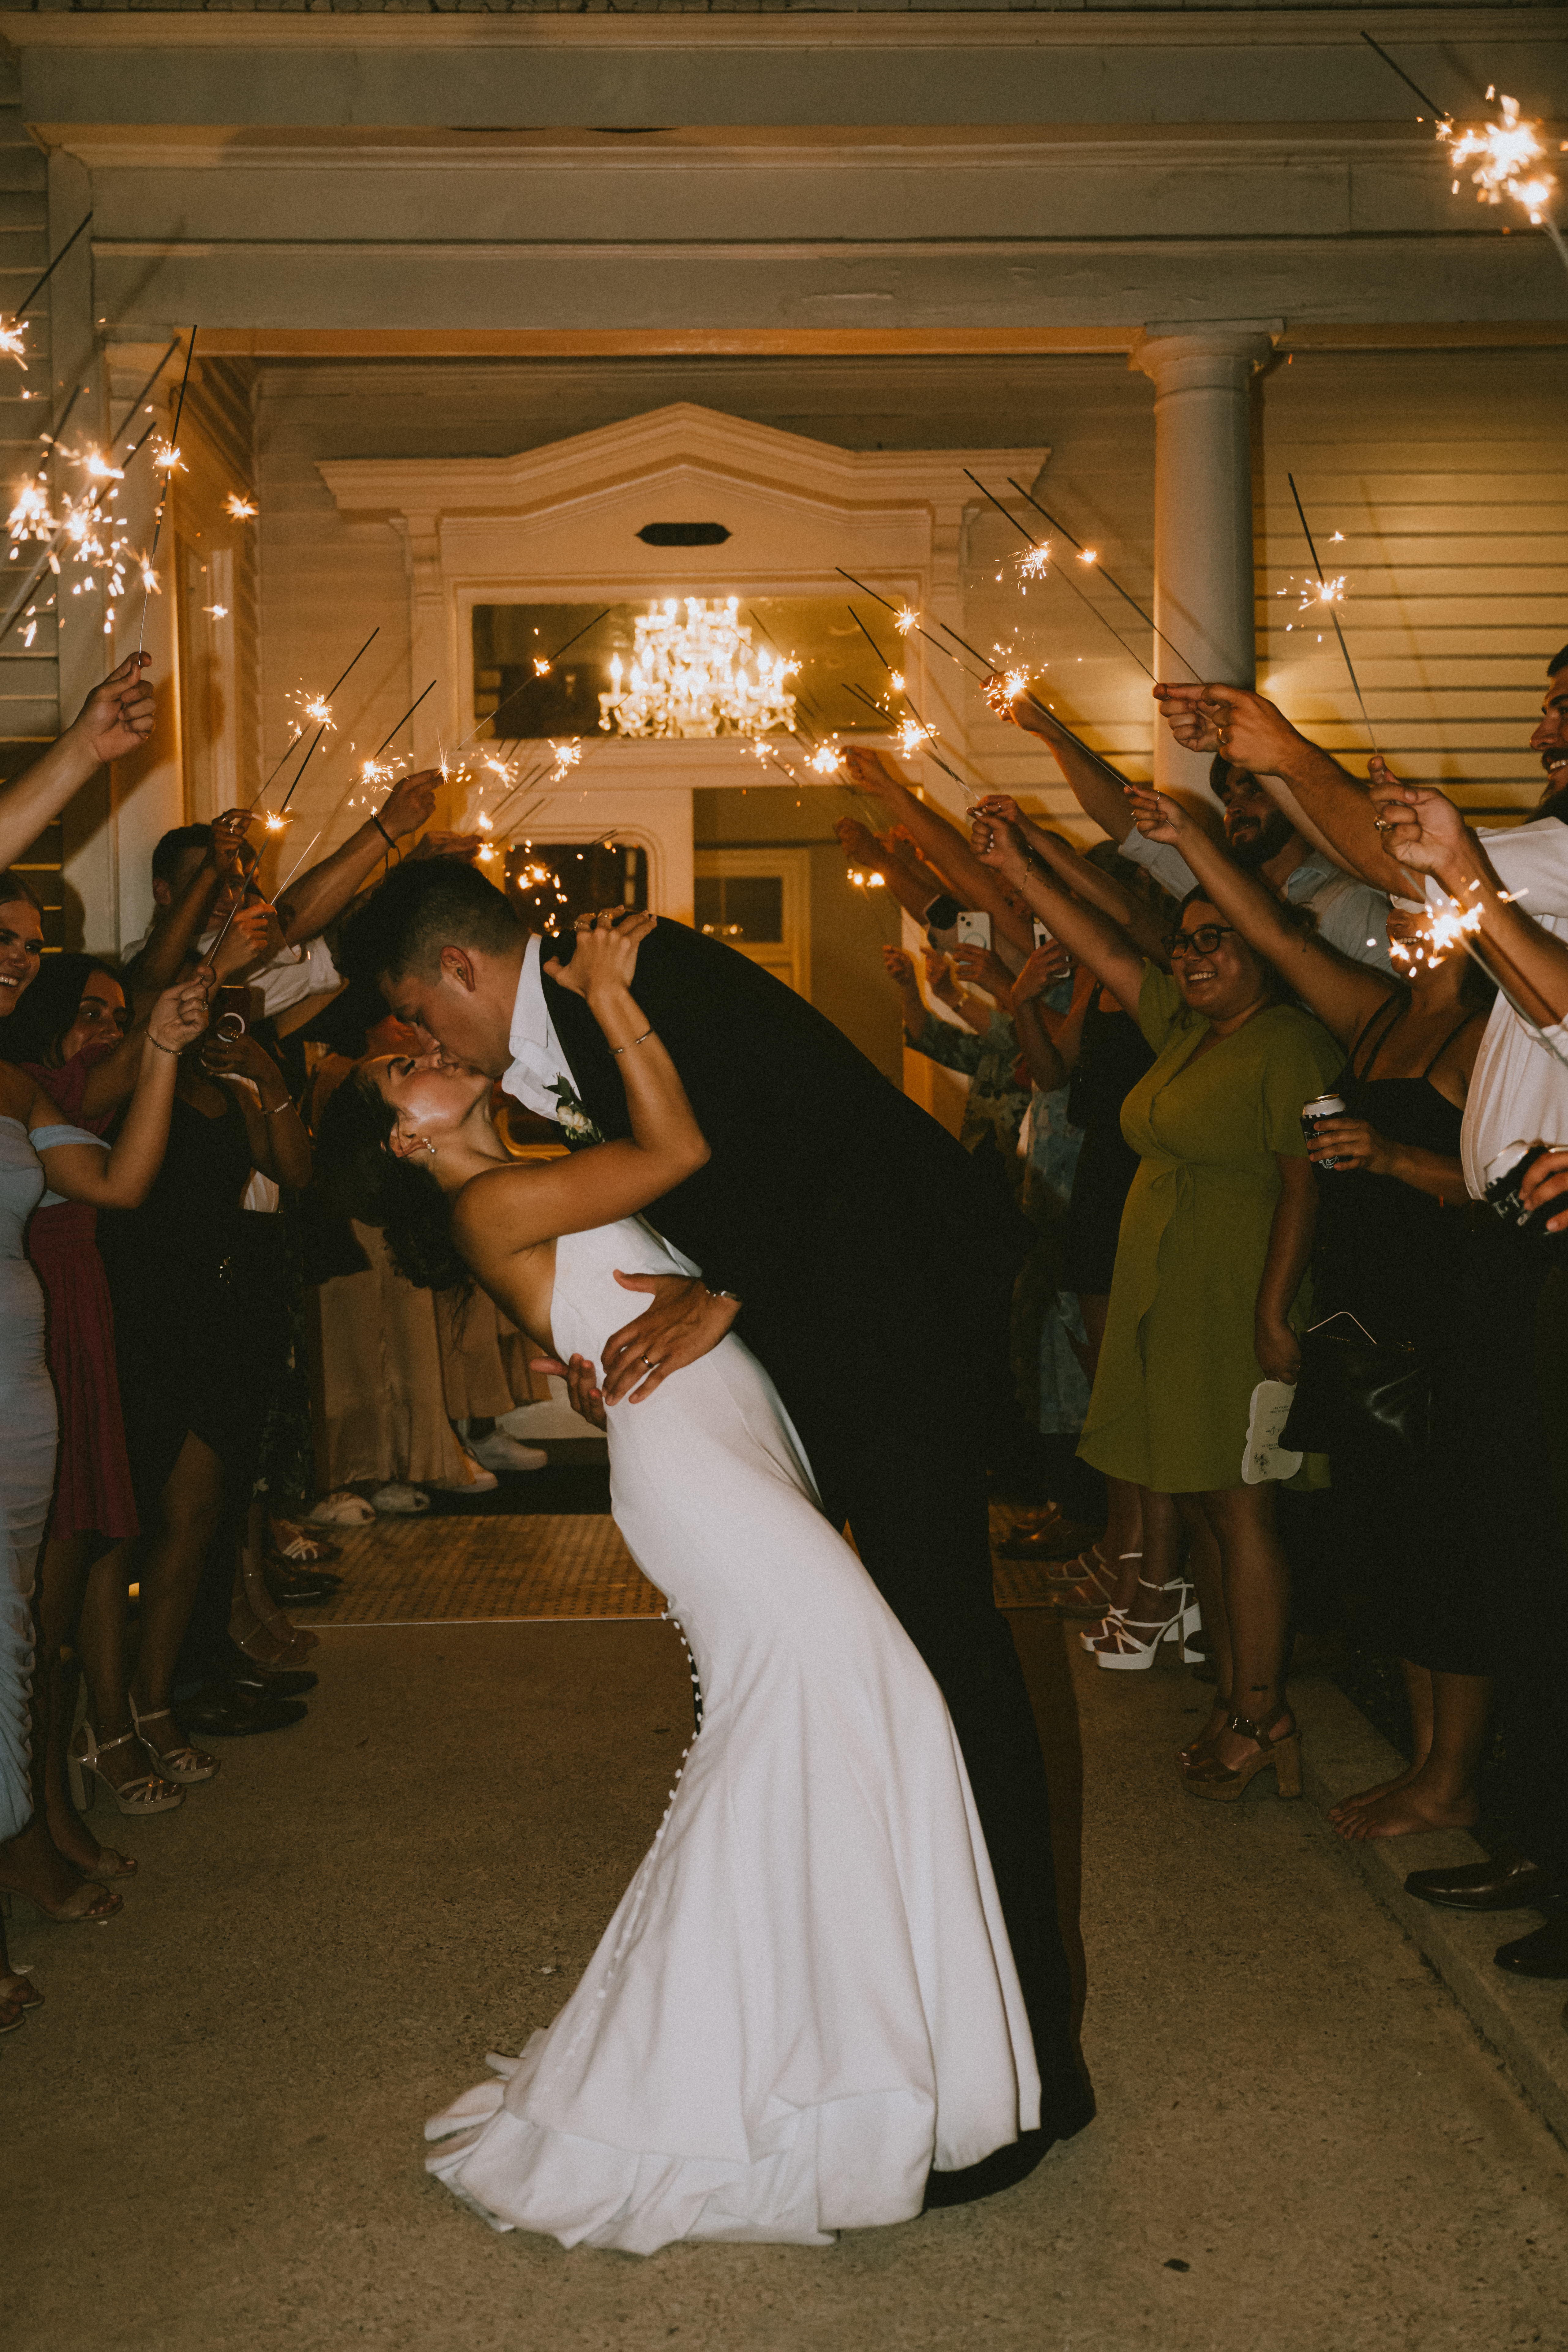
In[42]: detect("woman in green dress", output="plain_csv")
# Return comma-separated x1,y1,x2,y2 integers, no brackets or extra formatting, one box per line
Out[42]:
973,796,1341,1801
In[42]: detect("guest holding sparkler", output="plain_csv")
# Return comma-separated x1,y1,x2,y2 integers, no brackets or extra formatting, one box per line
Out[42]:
973,800,1341,1799
996,681,1394,974
1126,776,1492,1839
0,884,208,1930
96,991,313,1764
0,652,156,874
1155,675,1568,1958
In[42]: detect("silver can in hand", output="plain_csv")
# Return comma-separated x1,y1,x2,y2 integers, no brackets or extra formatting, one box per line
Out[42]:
1301,1092,1347,1170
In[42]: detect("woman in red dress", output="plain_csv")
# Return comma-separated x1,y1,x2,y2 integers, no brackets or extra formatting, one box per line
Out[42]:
5,954,185,1888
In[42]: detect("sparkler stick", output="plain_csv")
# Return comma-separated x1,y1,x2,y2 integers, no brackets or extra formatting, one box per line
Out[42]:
835,567,991,681
247,730,306,813
451,607,613,761
275,626,382,813
1357,32,1452,122
1286,472,1378,752
842,678,976,801
845,607,980,798
0,213,94,366
0,343,184,653
367,680,436,766
136,327,198,655
1004,477,1201,680
964,470,1156,681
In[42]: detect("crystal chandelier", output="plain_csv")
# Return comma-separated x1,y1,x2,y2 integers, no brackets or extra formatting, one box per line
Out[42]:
598,597,796,740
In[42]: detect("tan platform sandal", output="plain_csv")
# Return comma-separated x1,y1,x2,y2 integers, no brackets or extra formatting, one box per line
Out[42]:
71,1723,185,1817
1184,1710,1303,1803
130,1701,218,1786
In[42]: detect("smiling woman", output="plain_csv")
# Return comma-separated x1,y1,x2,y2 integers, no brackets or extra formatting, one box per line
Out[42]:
0,874,44,1019
972,798,1342,1803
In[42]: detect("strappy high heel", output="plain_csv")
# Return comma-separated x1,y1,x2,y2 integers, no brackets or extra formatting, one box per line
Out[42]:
0,1878,121,1924
1085,1575,1203,1671
70,1723,185,1817
130,1701,218,1786
1045,1551,1133,1621
1184,1710,1303,1803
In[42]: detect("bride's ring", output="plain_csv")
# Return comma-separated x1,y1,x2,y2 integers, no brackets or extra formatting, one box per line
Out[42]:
640,1354,659,1370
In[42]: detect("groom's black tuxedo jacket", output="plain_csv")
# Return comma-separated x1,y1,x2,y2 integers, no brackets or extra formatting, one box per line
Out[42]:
539,919,1017,1451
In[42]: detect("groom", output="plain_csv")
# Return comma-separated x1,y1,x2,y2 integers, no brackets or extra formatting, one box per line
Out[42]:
347,857,1094,2196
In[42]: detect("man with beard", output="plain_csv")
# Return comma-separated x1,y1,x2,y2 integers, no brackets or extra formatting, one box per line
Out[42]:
1004,693,1394,973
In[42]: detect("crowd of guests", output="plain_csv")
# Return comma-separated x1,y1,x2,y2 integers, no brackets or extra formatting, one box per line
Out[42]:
0,658,553,2038
837,646,1568,1996
3,633,1568,2043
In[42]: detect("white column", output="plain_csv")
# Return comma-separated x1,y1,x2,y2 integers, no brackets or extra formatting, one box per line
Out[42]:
1131,322,1279,797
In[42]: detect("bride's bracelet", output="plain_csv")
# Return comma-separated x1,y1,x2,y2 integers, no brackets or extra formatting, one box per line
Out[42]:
609,1027,655,1057
146,1031,181,1056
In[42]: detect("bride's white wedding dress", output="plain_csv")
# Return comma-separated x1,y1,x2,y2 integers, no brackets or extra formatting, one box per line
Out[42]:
425,1217,1039,2253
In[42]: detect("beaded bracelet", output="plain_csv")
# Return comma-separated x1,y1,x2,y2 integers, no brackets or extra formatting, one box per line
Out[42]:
609,1027,655,1057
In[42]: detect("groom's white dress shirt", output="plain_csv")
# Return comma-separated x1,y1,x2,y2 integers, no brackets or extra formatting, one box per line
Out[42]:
503,933,578,1116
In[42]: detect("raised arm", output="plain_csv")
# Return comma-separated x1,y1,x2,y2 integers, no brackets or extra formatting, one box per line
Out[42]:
1018,818,1172,963
971,798,1147,1017
1012,943,1092,1094
457,911,709,1274
1154,684,1408,896
274,770,439,945
198,1029,313,1188
1372,778,1568,1027
842,746,1036,956
0,654,157,872
1123,782,1393,1049
31,980,209,1208
993,679,1138,847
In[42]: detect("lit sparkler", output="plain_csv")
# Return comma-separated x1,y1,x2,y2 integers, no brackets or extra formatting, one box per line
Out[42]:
1299,575,1346,613
226,494,258,521
893,607,920,636
966,472,1157,682
1442,91,1562,236
0,340,179,655
136,327,198,655
272,626,382,814
1286,474,1377,750
1002,476,1200,679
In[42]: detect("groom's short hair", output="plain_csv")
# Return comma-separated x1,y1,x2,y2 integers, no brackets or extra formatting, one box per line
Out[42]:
341,857,523,987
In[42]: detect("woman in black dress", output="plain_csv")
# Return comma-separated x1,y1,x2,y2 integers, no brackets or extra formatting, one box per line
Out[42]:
98,1019,311,1785
1128,783,1490,1838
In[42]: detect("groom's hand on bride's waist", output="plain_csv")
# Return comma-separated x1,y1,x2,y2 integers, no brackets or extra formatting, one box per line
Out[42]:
600,1273,742,1405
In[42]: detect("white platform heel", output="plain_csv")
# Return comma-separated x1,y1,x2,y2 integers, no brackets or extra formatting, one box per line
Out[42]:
1086,1576,1203,1672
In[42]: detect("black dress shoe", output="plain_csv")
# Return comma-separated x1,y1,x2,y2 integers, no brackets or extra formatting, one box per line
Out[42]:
182,1679,308,1738
263,1566,340,1609
1495,1918,1568,1979
217,1639,317,1699
231,1661,319,1699
1405,1853,1562,1914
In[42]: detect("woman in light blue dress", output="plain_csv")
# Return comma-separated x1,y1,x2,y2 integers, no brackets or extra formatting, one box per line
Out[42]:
0,874,207,1999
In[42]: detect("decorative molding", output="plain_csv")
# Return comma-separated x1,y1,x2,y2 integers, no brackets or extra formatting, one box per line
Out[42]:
191,323,1568,358
4,9,1559,50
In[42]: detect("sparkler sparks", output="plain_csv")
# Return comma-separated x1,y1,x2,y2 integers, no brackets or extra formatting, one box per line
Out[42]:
225,494,258,521
532,657,551,677
0,323,26,368
808,744,845,776
152,439,184,477
1442,91,1562,225
1299,576,1346,612
1018,546,1051,582
893,607,920,636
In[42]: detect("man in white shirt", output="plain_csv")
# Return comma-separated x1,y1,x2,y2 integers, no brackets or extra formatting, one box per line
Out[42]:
1000,689,1393,971
124,768,441,1017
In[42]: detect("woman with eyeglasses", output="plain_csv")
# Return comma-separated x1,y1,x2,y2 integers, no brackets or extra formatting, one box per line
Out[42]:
973,800,1341,1803
1125,781,1494,1847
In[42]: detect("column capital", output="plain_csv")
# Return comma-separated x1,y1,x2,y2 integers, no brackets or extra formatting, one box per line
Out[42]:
1130,320,1283,393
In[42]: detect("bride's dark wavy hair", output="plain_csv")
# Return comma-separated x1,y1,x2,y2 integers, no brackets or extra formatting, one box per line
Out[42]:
314,1067,472,1296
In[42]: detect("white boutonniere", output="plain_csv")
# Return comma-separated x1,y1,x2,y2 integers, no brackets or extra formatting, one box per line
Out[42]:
548,1076,605,1150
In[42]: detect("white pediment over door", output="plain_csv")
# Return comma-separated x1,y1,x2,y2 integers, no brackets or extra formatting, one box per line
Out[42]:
319,404,1047,924
318,403,1049,760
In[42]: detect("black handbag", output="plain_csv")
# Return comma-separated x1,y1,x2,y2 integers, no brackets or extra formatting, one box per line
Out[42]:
1279,1310,1433,1463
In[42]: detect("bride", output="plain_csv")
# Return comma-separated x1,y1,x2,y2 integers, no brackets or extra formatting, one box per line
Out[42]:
317,908,1039,2254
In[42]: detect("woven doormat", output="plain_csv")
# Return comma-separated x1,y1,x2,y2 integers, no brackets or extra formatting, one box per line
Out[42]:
305,1513,663,1626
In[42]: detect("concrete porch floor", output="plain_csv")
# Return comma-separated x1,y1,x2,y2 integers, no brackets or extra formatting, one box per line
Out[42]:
6,1606,1566,2352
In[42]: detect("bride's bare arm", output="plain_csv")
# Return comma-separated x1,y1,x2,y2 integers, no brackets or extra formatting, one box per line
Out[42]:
453,913,709,1273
